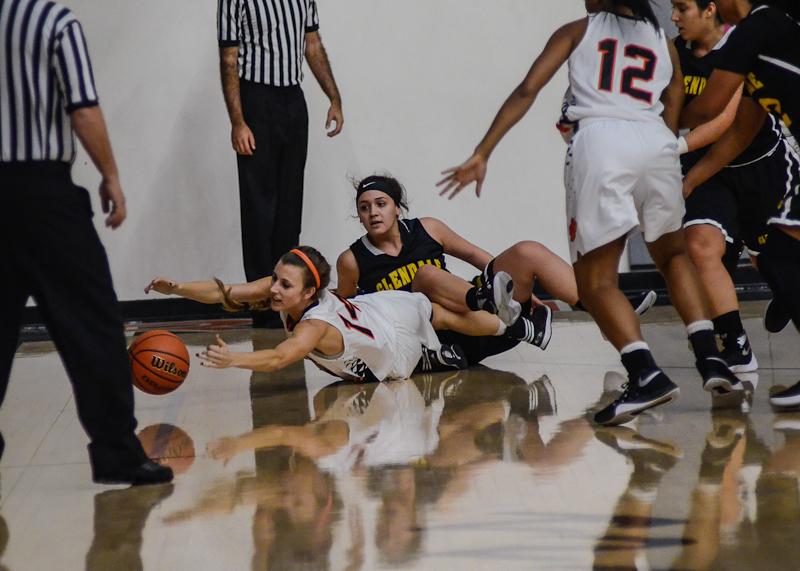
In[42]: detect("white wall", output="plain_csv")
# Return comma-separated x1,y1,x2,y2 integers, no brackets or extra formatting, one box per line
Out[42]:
70,0,589,301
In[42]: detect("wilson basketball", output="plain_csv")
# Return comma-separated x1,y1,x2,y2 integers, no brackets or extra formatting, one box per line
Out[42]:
137,423,196,475
129,330,190,395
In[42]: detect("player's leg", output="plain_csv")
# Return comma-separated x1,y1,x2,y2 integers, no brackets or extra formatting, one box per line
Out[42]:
574,236,679,425
759,226,800,407
491,240,579,305
429,303,504,338
0,262,28,411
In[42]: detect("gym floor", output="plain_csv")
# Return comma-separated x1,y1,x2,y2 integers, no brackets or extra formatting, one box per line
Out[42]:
2,300,799,570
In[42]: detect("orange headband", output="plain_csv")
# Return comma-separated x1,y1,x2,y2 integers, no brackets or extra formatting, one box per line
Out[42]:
290,249,321,289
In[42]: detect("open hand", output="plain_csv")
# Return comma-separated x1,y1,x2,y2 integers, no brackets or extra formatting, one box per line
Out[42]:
198,334,235,368
437,154,488,199
144,277,178,295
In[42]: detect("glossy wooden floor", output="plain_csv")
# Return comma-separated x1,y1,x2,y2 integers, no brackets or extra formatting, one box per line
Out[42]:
3,302,800,570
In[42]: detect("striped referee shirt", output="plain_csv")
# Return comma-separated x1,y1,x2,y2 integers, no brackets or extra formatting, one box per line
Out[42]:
0,0,98,163
218,0,320,87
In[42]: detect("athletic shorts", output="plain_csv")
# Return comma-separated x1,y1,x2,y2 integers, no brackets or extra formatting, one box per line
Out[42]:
378,291,442,379
683,137,800,256
766,138,800,233
565,119,684,262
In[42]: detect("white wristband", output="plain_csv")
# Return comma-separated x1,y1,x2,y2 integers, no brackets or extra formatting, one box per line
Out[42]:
677,136,689,155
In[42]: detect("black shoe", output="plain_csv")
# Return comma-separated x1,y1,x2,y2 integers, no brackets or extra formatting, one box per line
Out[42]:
697,356,744,394
419,344,468,372
719,333,758,373
594,369,680,426
508,305,553,350
631,290,658,317
770,380,800,409
92,459,174,486
764,298,792,334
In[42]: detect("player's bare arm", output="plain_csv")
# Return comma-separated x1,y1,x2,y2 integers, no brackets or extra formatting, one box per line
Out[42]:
684,85,743,152
145,275,273,305
219,46,255,155
660,41,685,135
420,217,493,270
305,31,343,137
438,18,587,199
334,250,360,297
199,320,327,372
683,96,767,198
680,69,745,129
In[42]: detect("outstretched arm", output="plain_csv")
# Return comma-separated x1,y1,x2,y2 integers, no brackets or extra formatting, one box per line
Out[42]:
683,85,743,153
681,69,745,129
199,320,326,372
661,41,684,135
438,18,586,199
145,275,273,306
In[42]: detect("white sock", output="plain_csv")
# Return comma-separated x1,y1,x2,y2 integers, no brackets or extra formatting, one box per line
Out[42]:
686,320,714,336
620,341,650,355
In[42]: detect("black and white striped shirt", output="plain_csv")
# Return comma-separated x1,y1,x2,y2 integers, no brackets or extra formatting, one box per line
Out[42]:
217,0,319,87
0,0,98,163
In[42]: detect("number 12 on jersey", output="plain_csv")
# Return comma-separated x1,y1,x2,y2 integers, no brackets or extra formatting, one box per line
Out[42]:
597,39,657,104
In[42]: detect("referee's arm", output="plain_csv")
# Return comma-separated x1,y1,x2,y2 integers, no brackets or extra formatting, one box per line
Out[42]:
54,21,125,228
305,31,343,137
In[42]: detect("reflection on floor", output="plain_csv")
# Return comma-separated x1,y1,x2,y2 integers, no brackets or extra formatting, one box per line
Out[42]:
2,301,800,570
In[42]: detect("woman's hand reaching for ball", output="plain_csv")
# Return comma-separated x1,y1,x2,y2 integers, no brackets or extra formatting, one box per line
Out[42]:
145,277,179,295
198,335,236,369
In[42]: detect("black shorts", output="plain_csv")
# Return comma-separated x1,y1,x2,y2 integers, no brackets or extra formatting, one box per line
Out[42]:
437,299,532,366
683,139,799,256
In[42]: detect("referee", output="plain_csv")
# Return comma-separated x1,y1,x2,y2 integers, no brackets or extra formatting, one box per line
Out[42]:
218,0,343,328
0,0,171,485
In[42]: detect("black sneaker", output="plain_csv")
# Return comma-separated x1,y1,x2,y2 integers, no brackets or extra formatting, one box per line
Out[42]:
419,344,468,372
769,380,800,409
764,298,792,334
594,369,680,426
509,305,553,350
631,290,658,317
595,426,682,490
92,459,174,486
697,356,744,394
719,333,758,373
476,271,521,326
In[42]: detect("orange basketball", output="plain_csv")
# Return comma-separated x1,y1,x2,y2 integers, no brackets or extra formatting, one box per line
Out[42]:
129,330,190,395
137,423,196,475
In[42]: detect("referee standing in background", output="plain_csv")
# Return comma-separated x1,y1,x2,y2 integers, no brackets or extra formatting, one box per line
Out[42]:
0,0,172,485
218,0,343,328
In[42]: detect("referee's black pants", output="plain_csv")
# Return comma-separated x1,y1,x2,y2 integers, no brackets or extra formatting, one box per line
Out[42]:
237,81,308,285
0,163,146,469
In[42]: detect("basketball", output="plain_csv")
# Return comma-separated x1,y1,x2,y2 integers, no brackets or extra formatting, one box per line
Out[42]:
129,330,190,395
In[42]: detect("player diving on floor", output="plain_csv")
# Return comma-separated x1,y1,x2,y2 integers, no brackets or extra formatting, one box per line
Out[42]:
144,246,532,381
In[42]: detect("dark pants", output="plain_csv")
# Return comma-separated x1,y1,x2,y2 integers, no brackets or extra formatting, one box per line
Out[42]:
758,227,800,330
0,163,145,468
237,81,309,284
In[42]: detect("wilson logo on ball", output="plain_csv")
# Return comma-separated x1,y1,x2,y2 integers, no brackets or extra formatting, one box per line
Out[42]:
150,356,187,378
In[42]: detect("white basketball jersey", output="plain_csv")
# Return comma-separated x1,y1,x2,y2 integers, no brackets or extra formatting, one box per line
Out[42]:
290,290,409,382
567,13,672,124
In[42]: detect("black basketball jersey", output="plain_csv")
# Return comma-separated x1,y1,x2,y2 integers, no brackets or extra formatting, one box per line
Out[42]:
349,218,447,294
675,31,781,170
713,5,800,140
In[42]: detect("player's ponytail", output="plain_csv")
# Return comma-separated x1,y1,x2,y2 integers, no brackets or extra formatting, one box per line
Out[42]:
606,0,661,30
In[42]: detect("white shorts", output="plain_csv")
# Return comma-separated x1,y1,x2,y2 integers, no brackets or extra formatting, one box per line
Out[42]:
565,119,685,262
372,291,441,380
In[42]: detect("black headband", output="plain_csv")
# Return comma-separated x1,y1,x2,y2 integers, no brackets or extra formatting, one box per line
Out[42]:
356,177,403,205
